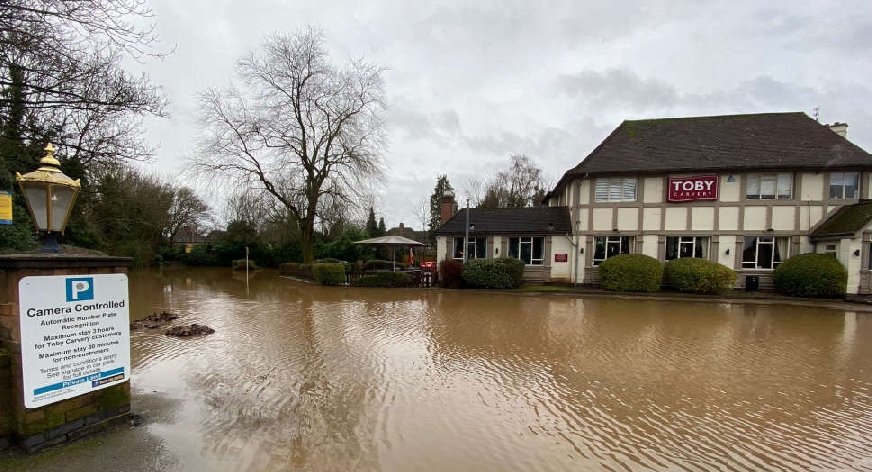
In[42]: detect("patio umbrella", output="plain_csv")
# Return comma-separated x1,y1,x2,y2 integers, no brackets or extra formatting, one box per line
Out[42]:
354,235,424,270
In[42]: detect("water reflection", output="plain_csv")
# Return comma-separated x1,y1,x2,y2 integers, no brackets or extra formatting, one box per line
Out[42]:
129,268,872,471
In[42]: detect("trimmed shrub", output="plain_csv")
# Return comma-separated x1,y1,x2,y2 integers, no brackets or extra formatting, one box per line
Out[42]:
313,262,347,286
279,262,313,279
461,258,525,289
439,259,463,288
598,254,662,292
664,257,737,295
773,253,847,298
353,271,413,288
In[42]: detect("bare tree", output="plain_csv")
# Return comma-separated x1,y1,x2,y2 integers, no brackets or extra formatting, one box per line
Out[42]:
0,0,167,175
479,154,544,208
194,28,386,263
460,176,486,208
164,187,211,244
414,195,429,234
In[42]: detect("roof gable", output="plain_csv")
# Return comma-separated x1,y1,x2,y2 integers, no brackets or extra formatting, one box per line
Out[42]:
434,207,571,235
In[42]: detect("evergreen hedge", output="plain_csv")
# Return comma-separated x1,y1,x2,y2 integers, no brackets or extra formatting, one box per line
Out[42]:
598,254,662,292
664,257,736,295
773,253,847,298
353,271,413,288
313,263,347,285
461,258,525,289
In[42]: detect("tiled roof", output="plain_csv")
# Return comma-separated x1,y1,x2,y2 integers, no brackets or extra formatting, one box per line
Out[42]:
810,200,872,238
434,206,571,235
553,112,872,191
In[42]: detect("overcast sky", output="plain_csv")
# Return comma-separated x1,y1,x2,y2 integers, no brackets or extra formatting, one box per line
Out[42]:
129,0,872,230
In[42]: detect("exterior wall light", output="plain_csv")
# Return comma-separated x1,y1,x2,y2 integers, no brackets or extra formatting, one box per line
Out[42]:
854,249,861,257
16,143,81,253
725,248,731,255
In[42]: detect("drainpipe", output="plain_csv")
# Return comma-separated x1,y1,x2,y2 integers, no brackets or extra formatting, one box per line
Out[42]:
464,198,469,263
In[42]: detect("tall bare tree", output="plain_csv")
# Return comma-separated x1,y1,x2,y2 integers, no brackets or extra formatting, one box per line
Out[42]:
194,28,386,263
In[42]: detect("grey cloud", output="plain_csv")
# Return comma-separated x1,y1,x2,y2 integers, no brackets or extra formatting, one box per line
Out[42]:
556,69,680,110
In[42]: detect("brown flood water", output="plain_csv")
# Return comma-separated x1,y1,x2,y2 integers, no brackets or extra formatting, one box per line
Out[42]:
124,268,872,471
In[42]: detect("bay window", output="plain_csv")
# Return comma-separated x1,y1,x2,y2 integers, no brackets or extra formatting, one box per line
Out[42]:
665,236,709,260
593,236,632,265
453,237,486,260
742,236,788,269
746,173,792,200
829,172,860,199
509,236,544,265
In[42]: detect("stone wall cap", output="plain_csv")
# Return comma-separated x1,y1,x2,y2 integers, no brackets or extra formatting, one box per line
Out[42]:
0,254,133,269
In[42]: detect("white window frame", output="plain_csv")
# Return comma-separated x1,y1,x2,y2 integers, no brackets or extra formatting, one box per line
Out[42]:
829,172,860,199
665,236,710,260
746,173,792,200
742,236,788,269
593,236,632,266
595,177,637,202
509,236,544,265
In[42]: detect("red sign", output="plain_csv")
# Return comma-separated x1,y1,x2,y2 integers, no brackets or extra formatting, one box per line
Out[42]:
554,254,568,263
667,175,718,202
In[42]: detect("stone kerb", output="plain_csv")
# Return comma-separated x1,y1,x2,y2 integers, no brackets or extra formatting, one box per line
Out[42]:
0,254,132,453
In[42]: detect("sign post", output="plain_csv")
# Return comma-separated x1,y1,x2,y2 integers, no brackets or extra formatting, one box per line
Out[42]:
18,274,130,408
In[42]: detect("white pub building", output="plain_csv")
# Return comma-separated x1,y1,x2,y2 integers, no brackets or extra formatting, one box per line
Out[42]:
436,112,872,294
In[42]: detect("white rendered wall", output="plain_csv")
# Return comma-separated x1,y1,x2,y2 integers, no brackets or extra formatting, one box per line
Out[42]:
550,236,573,282
643,177,663,203
717,235,736,268
691,207,715,231
719,174,741,202
801,173,824,200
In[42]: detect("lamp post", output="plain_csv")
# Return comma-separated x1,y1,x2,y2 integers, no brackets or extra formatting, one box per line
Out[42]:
16,143,81,253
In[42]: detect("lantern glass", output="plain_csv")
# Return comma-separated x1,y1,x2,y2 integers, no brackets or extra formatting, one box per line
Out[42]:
51,185,75,231
24,184,48,230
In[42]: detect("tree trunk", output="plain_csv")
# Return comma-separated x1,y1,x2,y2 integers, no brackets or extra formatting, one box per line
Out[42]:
301,208,317,264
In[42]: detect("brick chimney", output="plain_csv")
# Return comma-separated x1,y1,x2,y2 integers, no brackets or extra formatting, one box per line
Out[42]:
440,191,456,226
828,122,848,138
399,222,404,229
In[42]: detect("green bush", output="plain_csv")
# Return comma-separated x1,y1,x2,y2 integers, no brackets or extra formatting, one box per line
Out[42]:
599,254,662,292
439,259,463,288
461,258,525,289
773,253,847,298
664,257,737,295
313,262,346,285
279,262,313,279
353,271,412,288
179,245,218,266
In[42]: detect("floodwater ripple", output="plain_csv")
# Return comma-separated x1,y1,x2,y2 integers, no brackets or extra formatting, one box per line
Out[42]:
127,269,872,472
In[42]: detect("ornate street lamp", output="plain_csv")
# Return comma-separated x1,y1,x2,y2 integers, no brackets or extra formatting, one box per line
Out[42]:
16,143,81,253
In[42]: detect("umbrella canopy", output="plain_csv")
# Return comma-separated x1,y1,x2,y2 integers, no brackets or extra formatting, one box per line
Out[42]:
354,235,424,270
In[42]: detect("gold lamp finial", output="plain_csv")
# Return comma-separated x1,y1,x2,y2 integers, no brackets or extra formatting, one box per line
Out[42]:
38,142,60,170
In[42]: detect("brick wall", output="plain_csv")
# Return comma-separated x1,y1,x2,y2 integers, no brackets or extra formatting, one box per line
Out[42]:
0,255,132,453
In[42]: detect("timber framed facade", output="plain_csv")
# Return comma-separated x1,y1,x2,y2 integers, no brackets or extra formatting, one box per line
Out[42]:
435,112,872,294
